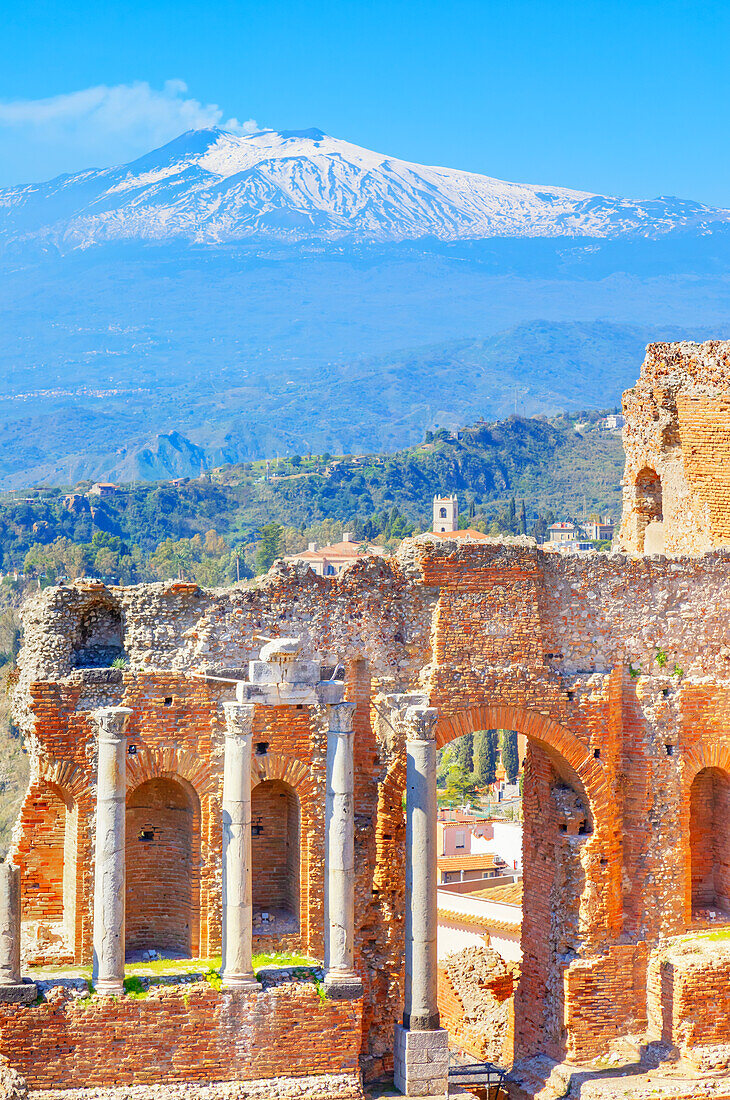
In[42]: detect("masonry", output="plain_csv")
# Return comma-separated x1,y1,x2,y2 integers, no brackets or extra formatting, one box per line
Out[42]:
5,341,730,1098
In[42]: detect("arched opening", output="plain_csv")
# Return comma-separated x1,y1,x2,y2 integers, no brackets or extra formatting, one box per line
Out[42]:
125,777,200,958
19,781,78,958
252,779,300,936
72,599,125,668
435,729,525,1064
690,766,730,920
432,708,596,1068
635,467,664,554
440,508,447,518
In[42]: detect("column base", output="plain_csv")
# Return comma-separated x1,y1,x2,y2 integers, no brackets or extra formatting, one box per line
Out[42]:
323,971,363,1000
394,1023,448,1098
94,978,124,997
0,982,37,1005
222,972,259,992
403,1010,441,1031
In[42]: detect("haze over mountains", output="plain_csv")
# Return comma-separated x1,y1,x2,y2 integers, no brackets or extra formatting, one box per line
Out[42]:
2,127,730,487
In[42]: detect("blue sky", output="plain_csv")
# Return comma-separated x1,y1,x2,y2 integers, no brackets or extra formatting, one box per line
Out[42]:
1,0,729,204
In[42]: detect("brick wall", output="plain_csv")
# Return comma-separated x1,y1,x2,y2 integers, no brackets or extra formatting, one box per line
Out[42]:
0,983,362,1090
647,941,730,1057
18,783,66,921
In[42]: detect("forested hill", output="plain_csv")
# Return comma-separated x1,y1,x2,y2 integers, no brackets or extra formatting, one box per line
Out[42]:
0,409,624,584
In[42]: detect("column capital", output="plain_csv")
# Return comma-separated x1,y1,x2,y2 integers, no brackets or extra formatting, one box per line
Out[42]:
326,700,356,734
402,705,438,742
223,701,255,738
93,706,133,742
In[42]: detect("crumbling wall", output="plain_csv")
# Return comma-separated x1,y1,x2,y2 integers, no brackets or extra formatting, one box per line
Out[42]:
647,938,730,1070
437,946,515,1065
620,340,730,555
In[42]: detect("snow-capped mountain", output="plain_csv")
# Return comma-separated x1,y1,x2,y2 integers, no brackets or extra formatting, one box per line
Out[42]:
1,127,728,250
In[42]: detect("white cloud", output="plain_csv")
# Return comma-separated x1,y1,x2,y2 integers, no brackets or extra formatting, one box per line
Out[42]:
0,80,259,185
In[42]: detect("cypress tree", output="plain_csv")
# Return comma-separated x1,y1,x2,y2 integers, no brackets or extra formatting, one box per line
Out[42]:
452,731,474,773
501,730,520,782
473,730,497,787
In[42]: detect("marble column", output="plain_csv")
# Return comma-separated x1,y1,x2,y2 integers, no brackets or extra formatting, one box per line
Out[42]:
0,862,20,988
92,706,132,996
324,701,362,1000
394,703,448,1099
221,701,258,991
0,861,36,1003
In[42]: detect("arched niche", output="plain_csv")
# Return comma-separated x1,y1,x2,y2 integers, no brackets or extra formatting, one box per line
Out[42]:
251,778,301,935
634,467,664,554
125,776,201,957
72,599,125,668
690,766,730,919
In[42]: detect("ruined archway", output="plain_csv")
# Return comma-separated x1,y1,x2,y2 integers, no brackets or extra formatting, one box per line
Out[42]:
125,776,200,957
690,766,730,920
251,778,301,936
433,705,601,1066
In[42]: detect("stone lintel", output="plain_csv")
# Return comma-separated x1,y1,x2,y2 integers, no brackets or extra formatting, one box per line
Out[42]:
0,982,37,1004
323,972,363,1000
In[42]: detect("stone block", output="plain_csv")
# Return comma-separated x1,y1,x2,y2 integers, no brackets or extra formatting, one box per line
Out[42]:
393,1024,448,1098
0,982,37,1004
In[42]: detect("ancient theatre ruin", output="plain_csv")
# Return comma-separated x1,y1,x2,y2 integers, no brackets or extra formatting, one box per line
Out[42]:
3,340,730,1098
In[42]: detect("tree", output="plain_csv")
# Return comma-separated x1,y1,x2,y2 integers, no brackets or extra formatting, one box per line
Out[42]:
256,522,284,575
441,763,479,807
518,501,527,535
451,732,474,773
501,730,520,783
473,730,497,787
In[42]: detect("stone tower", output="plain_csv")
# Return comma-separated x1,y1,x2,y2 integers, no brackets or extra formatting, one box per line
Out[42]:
433,494,458,533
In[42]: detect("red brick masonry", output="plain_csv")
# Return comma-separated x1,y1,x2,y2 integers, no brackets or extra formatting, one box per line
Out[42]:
0,982,362,1090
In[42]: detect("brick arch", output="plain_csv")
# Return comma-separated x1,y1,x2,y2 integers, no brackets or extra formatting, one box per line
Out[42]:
35,758,87,806
251,751,317,806
436,704,603,817
14,771,83,963
126,744,218,801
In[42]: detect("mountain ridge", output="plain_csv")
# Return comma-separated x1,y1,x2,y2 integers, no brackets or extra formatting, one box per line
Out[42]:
2,126,729,251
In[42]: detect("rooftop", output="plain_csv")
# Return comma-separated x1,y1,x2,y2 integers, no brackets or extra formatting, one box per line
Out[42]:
471,881,523,906
437,853,503,871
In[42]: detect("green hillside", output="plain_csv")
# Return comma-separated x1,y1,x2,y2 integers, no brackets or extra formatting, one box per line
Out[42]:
0,409,624,585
